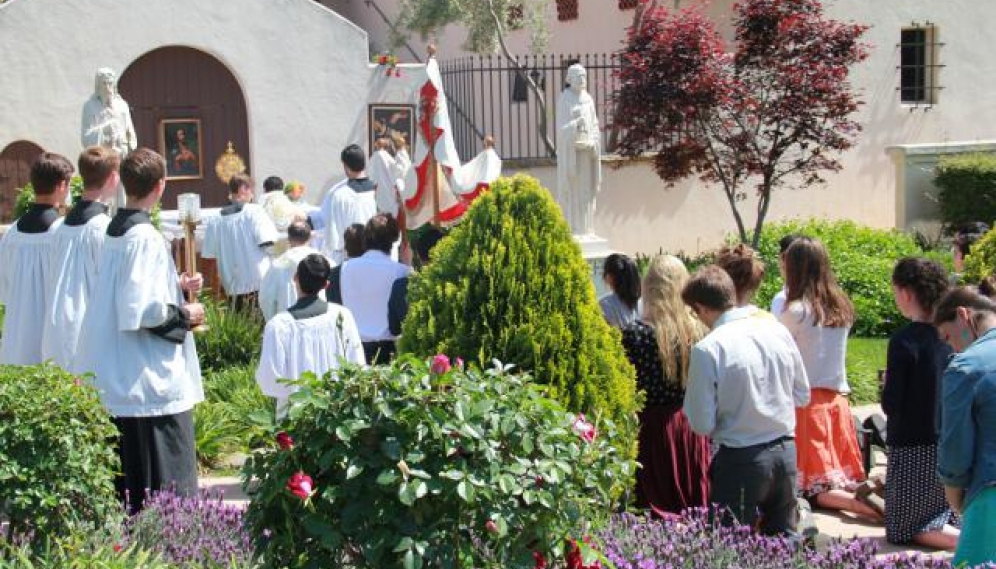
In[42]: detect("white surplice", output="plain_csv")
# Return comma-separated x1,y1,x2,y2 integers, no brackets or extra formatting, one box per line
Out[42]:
201,203,279,295
40,212,110,369
255,305,365,414
318,180,377,265
0,221,63,365
73,223,203,417
258,245,327,321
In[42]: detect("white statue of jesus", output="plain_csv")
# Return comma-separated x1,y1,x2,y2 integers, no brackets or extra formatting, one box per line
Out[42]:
81,68,137,210
556,63,602,237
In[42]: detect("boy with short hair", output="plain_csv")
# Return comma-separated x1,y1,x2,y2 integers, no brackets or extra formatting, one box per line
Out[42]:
682,265,810,536
0,152,73,364
41,146,120,368
74,148,205,509
202,173,279,311
257,253,364,418
259,220,324,321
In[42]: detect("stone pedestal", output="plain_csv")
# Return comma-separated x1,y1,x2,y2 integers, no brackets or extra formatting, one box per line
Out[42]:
576,234,614,299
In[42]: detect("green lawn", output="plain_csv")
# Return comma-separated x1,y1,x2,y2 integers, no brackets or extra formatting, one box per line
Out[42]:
846,337,887,405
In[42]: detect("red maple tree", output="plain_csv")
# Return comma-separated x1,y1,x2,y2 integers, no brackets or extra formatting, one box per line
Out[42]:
614,0,869,247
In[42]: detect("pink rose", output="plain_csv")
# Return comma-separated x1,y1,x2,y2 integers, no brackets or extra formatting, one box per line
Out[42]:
287,472,315,500
431,354,451,375
485,520,499,534
572,414,597,443
455,357,464,370
276,431,294,450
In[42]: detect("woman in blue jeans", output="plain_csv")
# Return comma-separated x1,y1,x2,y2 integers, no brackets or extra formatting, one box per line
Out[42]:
933,287,996,566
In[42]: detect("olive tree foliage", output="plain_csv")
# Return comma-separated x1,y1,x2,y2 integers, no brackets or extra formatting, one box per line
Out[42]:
392,0,557,157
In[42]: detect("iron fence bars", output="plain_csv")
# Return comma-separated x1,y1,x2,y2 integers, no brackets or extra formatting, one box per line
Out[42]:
439,53,621,162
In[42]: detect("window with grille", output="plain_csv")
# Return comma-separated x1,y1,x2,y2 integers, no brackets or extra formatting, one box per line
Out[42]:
899,25,941,105
556,0,578,21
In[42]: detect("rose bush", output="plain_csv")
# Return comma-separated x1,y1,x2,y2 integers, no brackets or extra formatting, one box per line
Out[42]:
242,355,636,569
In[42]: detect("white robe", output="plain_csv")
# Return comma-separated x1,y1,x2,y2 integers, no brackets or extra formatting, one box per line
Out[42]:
258,245,327,321
318,180,377,264
41,212,110,369
73,224,203,417
0,220,63,365
255,306,365,415
201,204,279,295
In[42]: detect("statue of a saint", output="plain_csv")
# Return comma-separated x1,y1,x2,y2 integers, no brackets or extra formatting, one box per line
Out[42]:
81,68,137,208
556,63,602,236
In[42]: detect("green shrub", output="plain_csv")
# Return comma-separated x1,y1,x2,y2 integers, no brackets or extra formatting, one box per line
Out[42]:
750,219,925,337
399,174,639,444
195,299,263,373
0,541,174,569
195,364,273,467
962,225,996,283
846,337,887,405
0,365,121,548
935,152,996,228
243,356,635,569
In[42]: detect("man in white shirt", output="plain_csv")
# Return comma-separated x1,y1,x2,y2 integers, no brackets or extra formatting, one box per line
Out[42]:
310,145,377,264
340,213,411,364
201,174,280,312
73,148,205,510
256,253,364,418
0,152,72,365
682,265,810,536
259,221,325,321
41,146,120,369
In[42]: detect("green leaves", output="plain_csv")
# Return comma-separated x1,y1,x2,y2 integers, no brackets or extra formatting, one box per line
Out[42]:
242,355,635,568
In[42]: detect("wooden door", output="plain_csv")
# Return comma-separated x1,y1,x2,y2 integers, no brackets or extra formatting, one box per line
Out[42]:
0,140,44,223
119,46,250,209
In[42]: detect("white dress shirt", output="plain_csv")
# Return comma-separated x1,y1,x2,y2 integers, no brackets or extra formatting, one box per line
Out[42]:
340,250,411,342
685,306,810,448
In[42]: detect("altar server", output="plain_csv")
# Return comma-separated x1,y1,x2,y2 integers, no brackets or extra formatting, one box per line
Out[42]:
259,220,325,321
41,146,120,368
256,253,365,418
0,152,72,365
312,145,377,264
201,173,280,309
74,148,205,509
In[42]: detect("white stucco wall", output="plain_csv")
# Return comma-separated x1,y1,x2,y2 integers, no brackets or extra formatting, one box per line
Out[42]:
0,0,429,205
330,0,996,254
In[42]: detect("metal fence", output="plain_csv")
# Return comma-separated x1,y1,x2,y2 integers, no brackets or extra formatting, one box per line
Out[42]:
439,53,621,162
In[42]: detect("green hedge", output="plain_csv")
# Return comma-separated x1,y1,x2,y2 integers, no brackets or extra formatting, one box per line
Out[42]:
751,219,931,337
935,152,996,228
0,365,121,549
399,175,639,442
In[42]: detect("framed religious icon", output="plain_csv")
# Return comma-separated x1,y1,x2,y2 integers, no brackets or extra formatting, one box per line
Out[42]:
368,104,416,155
159,118,203,180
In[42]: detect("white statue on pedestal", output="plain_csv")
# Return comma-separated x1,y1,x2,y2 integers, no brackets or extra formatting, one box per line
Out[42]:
556,63,602,237
81,68,137,209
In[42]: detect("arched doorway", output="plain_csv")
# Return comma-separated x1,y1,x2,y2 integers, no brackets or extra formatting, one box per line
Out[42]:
119,46,250,209
0,140,44,223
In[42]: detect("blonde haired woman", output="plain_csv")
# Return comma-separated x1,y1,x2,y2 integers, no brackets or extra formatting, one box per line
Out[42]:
621,255,711,515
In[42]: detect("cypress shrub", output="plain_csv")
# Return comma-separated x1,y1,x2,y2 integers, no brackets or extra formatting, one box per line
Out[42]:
399,174,639,441
935,152,996,227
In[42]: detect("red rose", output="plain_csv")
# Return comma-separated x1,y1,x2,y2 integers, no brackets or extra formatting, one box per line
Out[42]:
485,520,499,534
572,414,597,443
431,354,451,375
566,538,601,569
113,544,123,553
532,551,547,569
287,471,315,500
276,431,294,450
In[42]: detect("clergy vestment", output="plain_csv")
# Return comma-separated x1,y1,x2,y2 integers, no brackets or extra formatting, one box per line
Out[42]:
316,178,377,264
41,200,110,369
73,209,203,505
256,296,365,417
0,204,63,365
258,245,327,321
201,202,279,296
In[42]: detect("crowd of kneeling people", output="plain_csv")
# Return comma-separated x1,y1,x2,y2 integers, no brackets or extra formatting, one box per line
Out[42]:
1,147,994,566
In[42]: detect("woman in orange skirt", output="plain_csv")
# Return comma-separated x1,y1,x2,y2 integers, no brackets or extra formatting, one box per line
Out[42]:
778,237,881,521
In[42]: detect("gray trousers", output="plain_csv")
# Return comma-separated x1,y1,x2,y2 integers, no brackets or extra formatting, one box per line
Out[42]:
710,436,799,536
